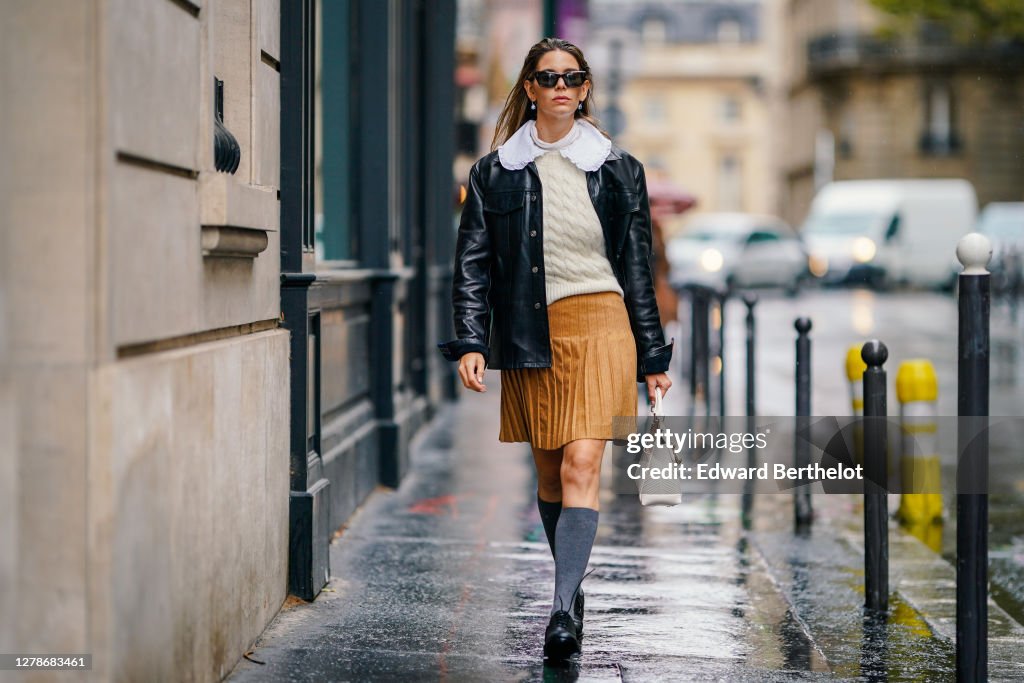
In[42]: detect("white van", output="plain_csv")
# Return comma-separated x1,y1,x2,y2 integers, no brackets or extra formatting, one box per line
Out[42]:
801,179,978,289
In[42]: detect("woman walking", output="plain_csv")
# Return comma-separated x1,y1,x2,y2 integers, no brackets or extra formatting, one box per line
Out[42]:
438,37,673,661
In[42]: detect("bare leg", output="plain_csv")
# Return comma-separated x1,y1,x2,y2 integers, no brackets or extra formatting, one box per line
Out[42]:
560,438,606,510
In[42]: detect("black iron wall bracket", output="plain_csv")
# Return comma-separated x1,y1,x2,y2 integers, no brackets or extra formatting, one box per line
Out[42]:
214,77,241,174
201,77,274,259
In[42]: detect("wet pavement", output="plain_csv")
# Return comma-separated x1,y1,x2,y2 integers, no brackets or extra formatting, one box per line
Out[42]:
718,288,1024,633
228,381,830,681
228,288,1024,682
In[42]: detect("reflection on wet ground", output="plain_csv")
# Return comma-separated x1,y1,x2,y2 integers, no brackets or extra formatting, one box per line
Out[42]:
751,496,954,681
722,289,1024,636
228,289,1024,681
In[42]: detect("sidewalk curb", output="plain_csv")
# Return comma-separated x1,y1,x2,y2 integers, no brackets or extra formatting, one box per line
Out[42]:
837,519,1024,680
752,492,1024,680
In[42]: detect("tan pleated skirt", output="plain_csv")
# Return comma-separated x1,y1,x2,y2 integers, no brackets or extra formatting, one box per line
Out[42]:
499,291,638,450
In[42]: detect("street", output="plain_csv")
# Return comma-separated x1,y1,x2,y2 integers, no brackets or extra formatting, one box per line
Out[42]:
228,288,1024,681
9,2,1024,678
710,287,1020,419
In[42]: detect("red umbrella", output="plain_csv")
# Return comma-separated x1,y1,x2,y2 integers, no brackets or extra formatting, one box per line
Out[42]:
646,178,697,218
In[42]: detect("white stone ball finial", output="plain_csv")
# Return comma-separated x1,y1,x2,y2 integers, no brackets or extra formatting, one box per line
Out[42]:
956,232,992,275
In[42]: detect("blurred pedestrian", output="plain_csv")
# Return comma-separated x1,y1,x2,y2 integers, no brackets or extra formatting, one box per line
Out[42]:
438,37,673,661
651,216,679,327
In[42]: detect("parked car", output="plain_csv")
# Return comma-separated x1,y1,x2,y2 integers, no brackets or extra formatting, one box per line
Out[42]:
976,202,1024,295
802,179,977,289
666,213,809,295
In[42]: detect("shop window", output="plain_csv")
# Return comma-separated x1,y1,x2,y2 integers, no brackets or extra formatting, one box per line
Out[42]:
314,0,358,264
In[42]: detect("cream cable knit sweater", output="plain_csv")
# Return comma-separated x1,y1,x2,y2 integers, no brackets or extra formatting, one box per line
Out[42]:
530,123,624,305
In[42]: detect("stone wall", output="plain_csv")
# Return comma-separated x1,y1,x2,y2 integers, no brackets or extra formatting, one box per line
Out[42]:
1,1,99,667
104,0,281,348
88,332,289,682
0,0,290,680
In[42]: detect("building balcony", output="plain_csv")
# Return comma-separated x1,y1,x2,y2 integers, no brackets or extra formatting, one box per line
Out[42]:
806,31,1024,79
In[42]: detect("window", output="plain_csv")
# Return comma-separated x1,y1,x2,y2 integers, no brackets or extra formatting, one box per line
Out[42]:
720,96,741,123
920,80,959,156
839,110,855,158
746,230,779,245
314,0,357,263
641,17,668,43
718,154,742,211
928,83,951,142
814,128,835,190
645,97,667,123
717,19,742,44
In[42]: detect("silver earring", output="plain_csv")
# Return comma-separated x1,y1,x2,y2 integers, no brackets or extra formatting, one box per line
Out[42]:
578,102,583,111
530,101,536,111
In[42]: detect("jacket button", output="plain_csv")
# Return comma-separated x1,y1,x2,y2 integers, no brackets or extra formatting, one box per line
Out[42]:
534,302,541,309
531,266,539,273
530,230,537,237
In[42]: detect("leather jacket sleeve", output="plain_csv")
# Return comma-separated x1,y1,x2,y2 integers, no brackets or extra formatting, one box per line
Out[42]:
623,162,674,378
437,163,492,363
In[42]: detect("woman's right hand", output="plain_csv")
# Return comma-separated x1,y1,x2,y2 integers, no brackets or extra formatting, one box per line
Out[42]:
457,352,487,392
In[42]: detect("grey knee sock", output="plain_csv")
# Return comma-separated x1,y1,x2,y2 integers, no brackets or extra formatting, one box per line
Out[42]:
551,507,599,615
537,495,561,558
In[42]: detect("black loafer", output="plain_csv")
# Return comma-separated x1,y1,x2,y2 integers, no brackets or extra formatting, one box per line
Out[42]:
544,610,580,660
572,588,584,640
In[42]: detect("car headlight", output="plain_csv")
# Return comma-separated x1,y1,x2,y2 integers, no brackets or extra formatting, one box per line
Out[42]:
808,253,828,277
851,237,876,264
700,248,724,273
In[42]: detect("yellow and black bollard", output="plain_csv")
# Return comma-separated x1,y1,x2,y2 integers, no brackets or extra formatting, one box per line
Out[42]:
895,360,943,551
846,345,867,418
846,345,867,469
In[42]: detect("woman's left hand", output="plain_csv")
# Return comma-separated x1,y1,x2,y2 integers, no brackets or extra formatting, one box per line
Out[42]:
645,372,672,405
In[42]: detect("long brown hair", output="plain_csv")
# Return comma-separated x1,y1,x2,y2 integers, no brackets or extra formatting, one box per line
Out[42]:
490,37,610,151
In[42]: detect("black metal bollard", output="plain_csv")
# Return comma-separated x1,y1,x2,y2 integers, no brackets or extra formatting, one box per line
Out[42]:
717,290,728,418
687,284,714,417
956,233,991,682
862,340,889,614
744,294,758,418
793,318,813,529
741,294,758,529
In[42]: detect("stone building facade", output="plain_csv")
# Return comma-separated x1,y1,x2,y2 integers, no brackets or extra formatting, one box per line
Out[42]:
780,0,1024,226
588,0,784,232
0,0,456,680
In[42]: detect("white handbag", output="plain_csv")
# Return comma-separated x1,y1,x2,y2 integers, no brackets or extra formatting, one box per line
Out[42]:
637,387,684,507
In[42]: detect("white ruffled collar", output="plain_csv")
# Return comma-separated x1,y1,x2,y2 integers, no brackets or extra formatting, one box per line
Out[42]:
497,119,612,172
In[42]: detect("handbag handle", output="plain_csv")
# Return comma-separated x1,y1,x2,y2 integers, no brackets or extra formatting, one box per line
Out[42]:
650,386,663,417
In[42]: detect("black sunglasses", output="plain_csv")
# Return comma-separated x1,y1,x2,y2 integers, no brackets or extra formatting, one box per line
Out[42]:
531,69,587,88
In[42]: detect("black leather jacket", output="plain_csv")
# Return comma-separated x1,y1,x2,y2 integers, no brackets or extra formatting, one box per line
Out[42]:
437,144,673,383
